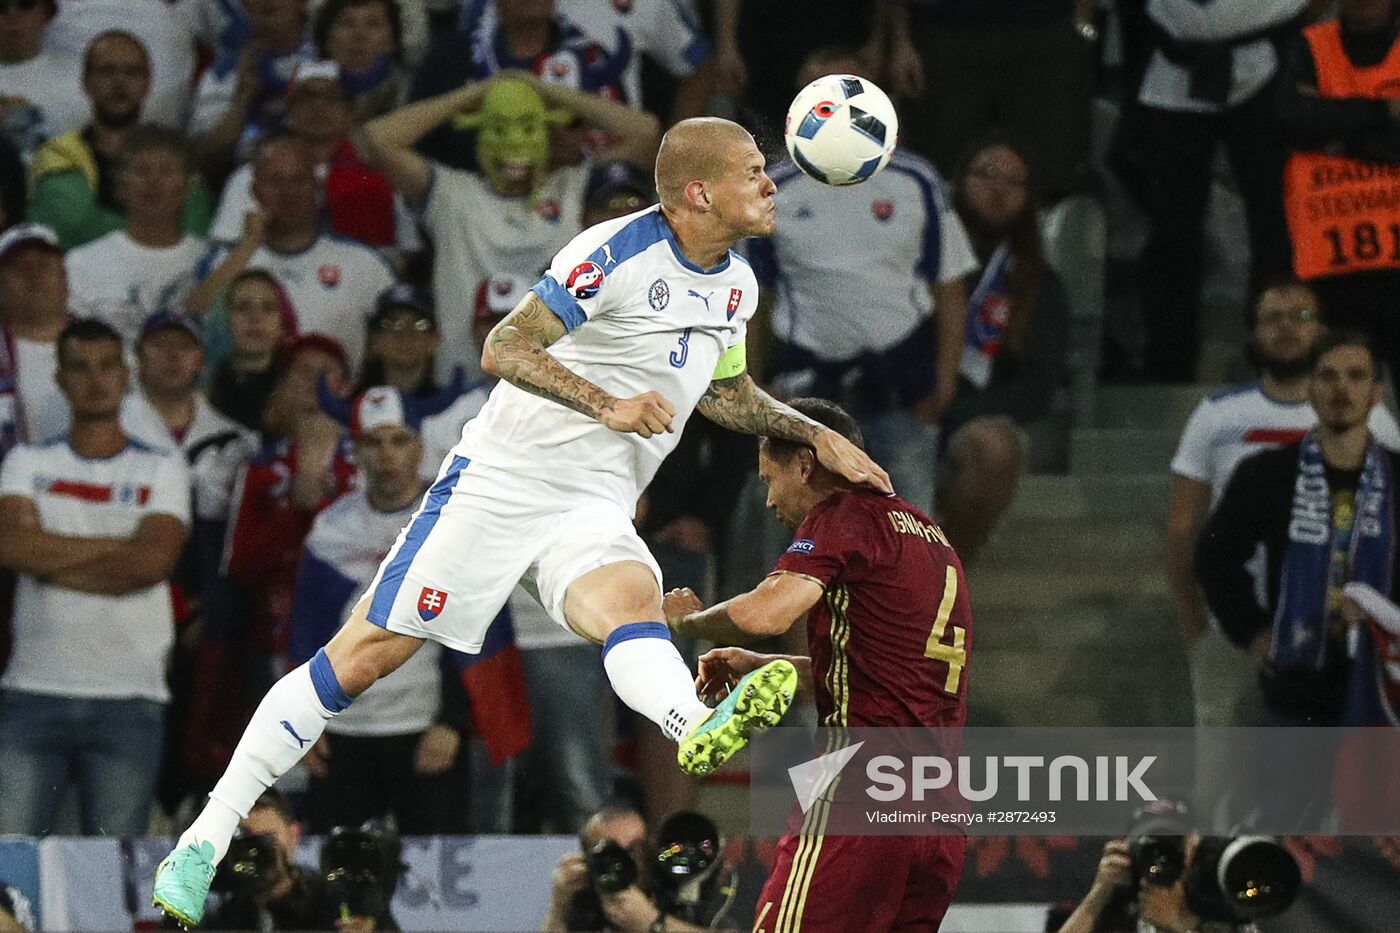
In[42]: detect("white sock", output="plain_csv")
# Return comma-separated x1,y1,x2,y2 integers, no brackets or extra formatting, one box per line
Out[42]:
177,650,349,863
601,622,710,743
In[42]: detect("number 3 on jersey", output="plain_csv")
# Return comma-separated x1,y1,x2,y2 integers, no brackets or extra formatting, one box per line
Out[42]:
925,566,967,693
669,327,692,368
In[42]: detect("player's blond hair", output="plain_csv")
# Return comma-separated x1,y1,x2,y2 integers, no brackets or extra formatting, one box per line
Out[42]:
655,117,755,211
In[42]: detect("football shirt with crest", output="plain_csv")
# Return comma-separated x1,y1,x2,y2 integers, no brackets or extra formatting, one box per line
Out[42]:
455,206,756,507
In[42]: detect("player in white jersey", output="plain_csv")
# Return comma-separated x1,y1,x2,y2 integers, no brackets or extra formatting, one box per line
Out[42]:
154,117,890,928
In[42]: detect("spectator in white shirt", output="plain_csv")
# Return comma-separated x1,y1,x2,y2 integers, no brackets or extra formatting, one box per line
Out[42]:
746,50,976,516
360,71,658,381
190,0,315,174
1169,280,1400,820
189,136,398,370
0,318,189,835
0,223,70,445
65,127,209,346
208,60,420,256
45,0,201,131
0,0,87,158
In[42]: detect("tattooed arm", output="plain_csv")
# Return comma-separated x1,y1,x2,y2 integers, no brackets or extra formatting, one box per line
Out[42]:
481,292,677,437
697,373,893,491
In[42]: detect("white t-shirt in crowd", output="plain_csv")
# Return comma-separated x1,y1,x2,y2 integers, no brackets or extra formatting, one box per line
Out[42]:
209,162,422,255
1171,381,1400,502
197,235,397,369
120,390,259,522
67,232,208,345
13,337,66,443
0,53,88,159
423,162,588,382
300,489,445,737
748,149,978,360
466,0,710,106
0,437,191,702
47,0,201,129
1140,0,1307,113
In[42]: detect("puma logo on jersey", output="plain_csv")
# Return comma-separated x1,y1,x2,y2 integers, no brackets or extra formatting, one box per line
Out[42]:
601,244,616,266
688,289,714,312
281,720,310,748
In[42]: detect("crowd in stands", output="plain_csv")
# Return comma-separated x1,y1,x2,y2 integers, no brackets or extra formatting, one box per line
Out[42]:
0,0,1396,855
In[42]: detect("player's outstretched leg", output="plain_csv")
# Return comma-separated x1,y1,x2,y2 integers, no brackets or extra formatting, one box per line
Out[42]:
569,562,797,778
154,610,421,928
676,658,796,776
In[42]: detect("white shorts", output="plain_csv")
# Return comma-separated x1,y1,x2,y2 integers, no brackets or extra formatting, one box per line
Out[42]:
363,455,663,653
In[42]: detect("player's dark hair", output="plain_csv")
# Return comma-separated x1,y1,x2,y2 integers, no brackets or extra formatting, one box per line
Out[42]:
1309,328,1384,381
763,398,863,463
56,318,122,368
248,787,296,824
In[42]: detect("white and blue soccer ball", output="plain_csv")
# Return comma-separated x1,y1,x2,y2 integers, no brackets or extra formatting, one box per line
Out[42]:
784,74,899,186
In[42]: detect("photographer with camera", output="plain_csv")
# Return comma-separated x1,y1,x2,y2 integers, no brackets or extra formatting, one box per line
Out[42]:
1056,814,1301,932
540,806,747,932
317,820,403,932
204,789,325,932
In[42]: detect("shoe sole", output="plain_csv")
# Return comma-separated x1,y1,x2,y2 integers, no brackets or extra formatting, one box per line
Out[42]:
679,660,797,776
152,893,200,930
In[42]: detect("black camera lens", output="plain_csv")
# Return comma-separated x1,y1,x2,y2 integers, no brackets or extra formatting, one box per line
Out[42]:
654,811,721,887
212,833,279,896
1128,835,1186,887
586,840,638,896
1189,835,1302,923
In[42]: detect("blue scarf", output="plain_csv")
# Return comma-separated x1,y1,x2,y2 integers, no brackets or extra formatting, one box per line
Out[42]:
958,242,1014,390
1273,431,1395,675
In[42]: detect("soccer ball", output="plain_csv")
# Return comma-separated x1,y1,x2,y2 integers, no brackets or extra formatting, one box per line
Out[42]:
784,74,898,186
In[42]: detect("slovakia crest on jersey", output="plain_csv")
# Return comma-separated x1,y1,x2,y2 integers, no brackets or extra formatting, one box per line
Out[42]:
566,261,605,300
417,587,448,622
872,200,895,222
726,288,742,320
317,264,342,288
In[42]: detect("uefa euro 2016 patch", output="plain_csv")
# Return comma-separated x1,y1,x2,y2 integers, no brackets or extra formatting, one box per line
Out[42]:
787,538,816,554
566,261,605,300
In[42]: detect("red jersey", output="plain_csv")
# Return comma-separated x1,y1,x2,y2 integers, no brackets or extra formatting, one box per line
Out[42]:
774,489,972,729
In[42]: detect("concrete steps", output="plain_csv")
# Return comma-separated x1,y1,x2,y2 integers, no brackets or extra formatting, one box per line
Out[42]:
1092,385,1218,431
1006,474,1171,522
1071,427,1180,476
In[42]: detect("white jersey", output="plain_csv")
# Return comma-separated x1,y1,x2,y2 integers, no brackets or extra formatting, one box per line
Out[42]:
67,232,207,346
1171,381,1400,501
0,437,190,702
749,150,977,359
455,205,755,507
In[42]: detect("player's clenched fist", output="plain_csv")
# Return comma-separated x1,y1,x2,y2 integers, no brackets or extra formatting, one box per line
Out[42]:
600,391,676,438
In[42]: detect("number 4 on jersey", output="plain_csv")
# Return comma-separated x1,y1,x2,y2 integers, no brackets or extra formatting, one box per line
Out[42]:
925,566,966,693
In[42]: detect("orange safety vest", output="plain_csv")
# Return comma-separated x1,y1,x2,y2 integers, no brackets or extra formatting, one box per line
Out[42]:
1284,19,1400,280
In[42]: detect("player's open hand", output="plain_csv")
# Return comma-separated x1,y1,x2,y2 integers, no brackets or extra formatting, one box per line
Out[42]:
600,391,676,438
664,586,706,624
696,647,773,702
813,428,893,493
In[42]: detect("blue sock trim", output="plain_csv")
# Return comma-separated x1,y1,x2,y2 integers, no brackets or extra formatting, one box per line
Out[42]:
601,621,672,661
309,649,352,713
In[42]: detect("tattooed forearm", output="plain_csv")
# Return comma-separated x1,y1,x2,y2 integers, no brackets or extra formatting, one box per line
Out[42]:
481,293,616,419
696,373,824,441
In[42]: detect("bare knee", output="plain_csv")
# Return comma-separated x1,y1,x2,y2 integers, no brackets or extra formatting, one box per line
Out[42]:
564,561,664,644
322,602,424,696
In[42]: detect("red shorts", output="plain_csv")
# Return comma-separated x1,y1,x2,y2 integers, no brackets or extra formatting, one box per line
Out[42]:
753,832,966,933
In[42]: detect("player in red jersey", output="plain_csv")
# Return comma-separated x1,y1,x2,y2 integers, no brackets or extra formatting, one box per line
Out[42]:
666,397,972,932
